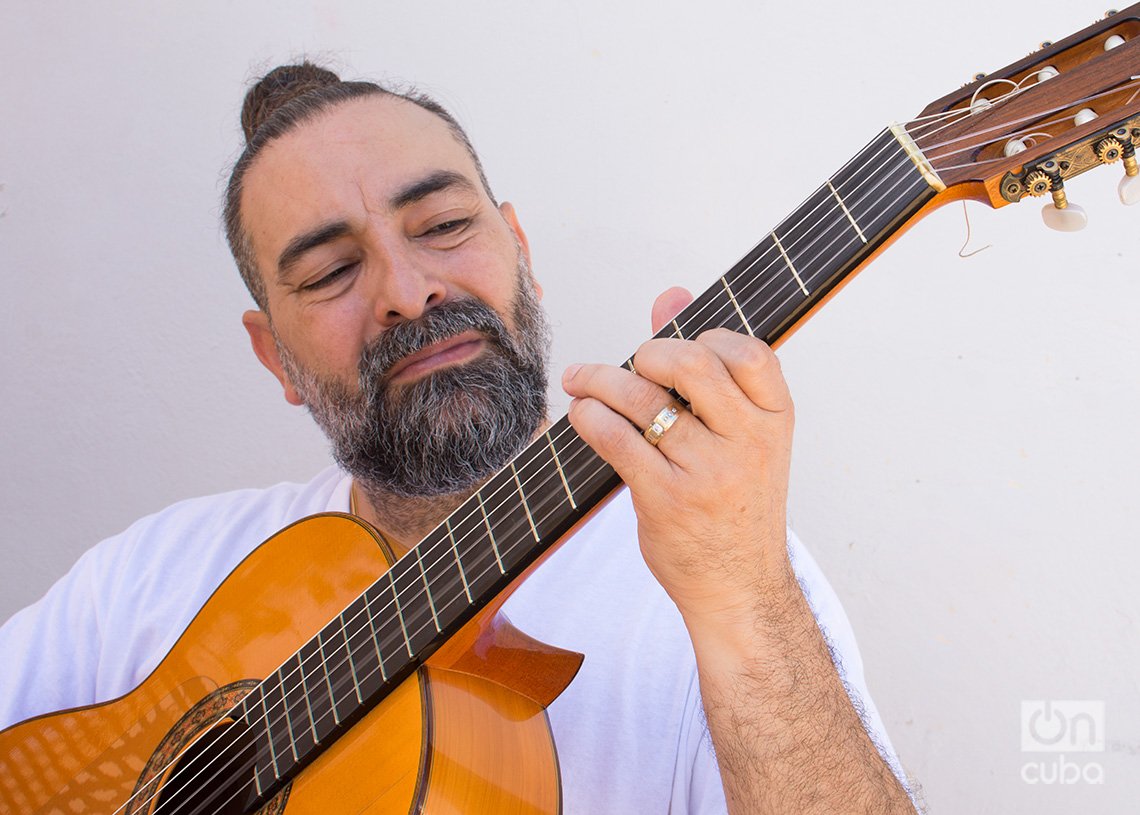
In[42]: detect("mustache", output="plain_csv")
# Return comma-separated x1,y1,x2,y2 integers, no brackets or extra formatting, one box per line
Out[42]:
358,298,512,386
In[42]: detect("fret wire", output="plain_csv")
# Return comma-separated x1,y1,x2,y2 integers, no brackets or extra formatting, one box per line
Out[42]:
388,573,415,659
338,611,364,704
315,630,341,727
720,277,755,337
364,586,389,681
444,517,474,602
277,666,300,762
295,652,319,745
827,180,868,243
413,546,442,632
771,232,810,297
509,461,541,542
475,490,506,573
545,429,577,510
259,686,282,781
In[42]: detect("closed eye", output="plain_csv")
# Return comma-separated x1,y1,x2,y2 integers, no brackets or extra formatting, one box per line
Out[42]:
422,218,470,237
301,263,358,291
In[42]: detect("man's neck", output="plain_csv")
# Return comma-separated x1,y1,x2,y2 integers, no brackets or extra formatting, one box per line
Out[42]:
350,420,552,556
351,483,469,557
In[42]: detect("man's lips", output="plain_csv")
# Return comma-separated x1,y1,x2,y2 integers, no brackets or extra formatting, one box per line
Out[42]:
385,330,487,383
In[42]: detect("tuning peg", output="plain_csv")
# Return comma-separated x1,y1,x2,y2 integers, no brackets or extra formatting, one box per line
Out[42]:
1119,175,1140,205
1042,201,1088,231
1074,108,1099,126
1026,168,1088,231
1105,34,1126,50
1004,138,1028,157
1120,149,1140,205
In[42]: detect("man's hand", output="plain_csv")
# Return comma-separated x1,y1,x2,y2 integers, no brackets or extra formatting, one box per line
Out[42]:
562,287,915,814
561,286,793,628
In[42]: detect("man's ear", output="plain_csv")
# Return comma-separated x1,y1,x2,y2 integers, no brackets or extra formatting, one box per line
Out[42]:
242,310,304,406
499,201,542,299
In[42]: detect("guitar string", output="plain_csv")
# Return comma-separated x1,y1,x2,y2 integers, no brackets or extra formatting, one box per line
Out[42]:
909,98,1140,173
912,85,1140,174
141,105,1044,811
907,80,1140,157
904,76,1139,147
138,76,1108,809
139,149,932,815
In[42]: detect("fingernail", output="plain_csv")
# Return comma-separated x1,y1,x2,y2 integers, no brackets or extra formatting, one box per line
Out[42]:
563,363,583,384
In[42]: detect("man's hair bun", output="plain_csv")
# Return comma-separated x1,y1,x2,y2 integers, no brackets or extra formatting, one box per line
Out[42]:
240,62,341,144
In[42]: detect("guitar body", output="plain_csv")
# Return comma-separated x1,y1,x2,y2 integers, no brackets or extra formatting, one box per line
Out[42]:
0,514,581,814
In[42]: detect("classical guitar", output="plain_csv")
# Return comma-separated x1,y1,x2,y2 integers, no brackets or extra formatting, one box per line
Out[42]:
3,7,1138,813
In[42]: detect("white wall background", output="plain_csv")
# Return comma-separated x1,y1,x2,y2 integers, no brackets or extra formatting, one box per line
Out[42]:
2,1,1137,811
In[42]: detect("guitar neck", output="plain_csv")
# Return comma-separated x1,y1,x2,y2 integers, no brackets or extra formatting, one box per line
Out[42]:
238,124,942,807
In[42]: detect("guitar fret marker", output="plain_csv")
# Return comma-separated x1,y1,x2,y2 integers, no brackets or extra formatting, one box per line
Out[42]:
363,591,388,682
510,462,541,542
414,547,442,632
771,232,810,297
546,431,577,509
476,491,506,573
389,578,415,659
444,518,474,602
316,631,341,726
720,277,755,337
827,181,868,244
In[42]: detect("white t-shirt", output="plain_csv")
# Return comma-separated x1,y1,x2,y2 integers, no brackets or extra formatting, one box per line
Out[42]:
0,466,902,813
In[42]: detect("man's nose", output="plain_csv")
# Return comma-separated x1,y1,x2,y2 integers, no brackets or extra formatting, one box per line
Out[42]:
370,246,447,326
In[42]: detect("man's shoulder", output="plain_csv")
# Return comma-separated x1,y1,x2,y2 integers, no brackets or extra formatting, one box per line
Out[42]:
120,465,350,544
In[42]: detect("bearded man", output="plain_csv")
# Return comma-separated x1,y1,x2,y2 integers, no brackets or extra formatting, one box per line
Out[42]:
0,63,918,814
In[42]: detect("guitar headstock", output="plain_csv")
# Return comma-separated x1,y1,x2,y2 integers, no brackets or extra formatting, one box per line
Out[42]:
905,5,1140,225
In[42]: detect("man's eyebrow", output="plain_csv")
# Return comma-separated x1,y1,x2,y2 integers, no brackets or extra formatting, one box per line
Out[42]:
275,171,478,280
389,170,478,210
277,221,352,280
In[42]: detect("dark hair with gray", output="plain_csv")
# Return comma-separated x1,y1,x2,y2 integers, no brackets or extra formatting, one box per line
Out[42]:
223,61,494,313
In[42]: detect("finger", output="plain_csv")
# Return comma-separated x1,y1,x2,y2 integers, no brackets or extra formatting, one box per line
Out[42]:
695,329,792,414
650,287,694,335
562,363,705,466
628,337,754,434
631,331,790,421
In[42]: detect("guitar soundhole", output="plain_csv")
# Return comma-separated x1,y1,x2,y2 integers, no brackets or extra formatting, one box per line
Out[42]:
151,722,258,815
129,681,289,815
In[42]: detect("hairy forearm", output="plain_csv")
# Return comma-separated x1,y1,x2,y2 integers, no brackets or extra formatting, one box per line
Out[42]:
686,560,915,815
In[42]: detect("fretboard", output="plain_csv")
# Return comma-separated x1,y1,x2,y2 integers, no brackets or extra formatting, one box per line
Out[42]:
238,126,939,807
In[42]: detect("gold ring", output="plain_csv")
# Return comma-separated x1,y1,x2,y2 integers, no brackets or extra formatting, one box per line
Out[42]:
643,401,682,447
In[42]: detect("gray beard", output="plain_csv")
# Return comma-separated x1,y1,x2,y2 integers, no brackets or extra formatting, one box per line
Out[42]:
277,260,550,505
